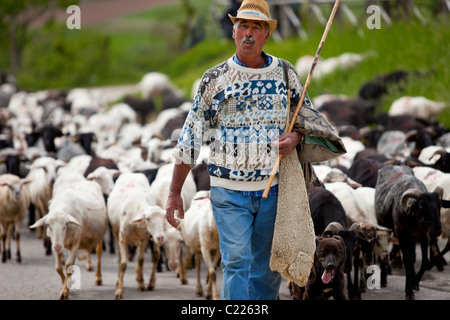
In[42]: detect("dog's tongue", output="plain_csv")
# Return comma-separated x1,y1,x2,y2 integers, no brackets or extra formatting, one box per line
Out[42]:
322,270,333,284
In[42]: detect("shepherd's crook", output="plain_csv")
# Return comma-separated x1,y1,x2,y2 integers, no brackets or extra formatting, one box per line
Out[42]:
262,0,341,199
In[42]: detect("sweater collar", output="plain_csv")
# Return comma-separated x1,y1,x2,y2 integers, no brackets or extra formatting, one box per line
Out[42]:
233,51,272,68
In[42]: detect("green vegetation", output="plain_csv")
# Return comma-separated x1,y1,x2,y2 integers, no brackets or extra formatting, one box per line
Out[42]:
4,0,449,126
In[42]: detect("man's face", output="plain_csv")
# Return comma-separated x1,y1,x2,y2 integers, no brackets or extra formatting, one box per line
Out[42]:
233,20,269,59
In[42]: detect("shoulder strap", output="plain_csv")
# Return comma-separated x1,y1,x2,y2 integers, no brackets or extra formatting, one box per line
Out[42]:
279,58,290,90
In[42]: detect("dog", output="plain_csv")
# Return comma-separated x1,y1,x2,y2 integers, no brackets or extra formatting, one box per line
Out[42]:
290,235,346,300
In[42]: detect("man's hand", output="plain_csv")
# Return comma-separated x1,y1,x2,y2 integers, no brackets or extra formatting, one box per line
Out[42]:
165,161,192,228
272,131,303,156
166,191,184,228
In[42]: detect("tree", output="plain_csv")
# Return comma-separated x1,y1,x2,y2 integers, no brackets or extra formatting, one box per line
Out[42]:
0,0,78,72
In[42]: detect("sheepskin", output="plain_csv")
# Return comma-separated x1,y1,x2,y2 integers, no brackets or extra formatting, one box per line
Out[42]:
270,149,316,287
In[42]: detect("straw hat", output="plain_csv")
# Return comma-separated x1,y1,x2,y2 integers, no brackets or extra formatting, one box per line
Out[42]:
228,0,277,35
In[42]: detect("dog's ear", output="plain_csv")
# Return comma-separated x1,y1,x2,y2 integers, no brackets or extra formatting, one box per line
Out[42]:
332,235,346,265
332,235,346,249
315,235,323,246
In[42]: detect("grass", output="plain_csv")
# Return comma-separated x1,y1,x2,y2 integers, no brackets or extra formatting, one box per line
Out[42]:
165,14,450,126
8,0,450,126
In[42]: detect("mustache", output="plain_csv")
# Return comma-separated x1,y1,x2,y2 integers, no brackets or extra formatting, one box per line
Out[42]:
242,36,255,44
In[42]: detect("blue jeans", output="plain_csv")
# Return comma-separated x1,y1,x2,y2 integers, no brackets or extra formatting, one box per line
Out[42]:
210,186,282,300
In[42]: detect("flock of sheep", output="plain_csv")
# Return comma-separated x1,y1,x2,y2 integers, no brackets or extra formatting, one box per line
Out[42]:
0,50,448,300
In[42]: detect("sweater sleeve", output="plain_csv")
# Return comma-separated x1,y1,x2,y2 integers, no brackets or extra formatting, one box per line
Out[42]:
172,78,211,169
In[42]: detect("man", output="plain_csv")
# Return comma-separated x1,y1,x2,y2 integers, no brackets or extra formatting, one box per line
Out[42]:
166,0,345,300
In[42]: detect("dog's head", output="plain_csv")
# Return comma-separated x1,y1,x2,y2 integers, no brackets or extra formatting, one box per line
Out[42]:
315,235,346,284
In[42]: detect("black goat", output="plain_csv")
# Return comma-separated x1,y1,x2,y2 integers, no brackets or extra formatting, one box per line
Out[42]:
375,165,443,299
309,186,347,236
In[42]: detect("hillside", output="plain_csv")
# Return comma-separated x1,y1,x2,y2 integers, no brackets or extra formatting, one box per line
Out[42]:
8,0,450,126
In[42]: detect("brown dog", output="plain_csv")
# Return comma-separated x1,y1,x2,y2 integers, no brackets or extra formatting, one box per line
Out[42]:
300,235,347,300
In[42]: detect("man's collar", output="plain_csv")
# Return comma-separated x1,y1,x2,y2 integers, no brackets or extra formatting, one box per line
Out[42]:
233,51,272,68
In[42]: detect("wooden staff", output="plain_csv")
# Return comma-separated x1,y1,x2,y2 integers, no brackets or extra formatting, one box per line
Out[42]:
262,0,341,199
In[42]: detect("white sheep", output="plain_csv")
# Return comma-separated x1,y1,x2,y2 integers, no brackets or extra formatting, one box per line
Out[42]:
56,154,92,177
25,156,65,247
0,174,31,263
354,185,393,279
417,145,450,165
150,162,197,212
107,172,166,299
149,162,197,285
295,52,369,80
388,96,447,123
139,72,182,99
29,175,108,299
324,181,369,226
326,136,365,170
86,166,119,196
179,190,221,300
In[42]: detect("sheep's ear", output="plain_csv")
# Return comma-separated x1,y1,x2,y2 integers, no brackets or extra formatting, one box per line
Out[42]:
30,217,47,229
111,170,121,179
67,215,81,227
131,213,146,224
21,178,32,185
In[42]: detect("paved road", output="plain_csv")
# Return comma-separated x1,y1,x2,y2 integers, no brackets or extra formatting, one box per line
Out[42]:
1,223,450,301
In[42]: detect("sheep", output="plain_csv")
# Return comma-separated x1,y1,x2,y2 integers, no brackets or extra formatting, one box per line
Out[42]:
372,226,393,288
295,52,369,80
123,95,155,126
139,72,176,99
354,186,394,288
324,181,369,226
179,190,221,300
86,166,119,197
348,222,378,299
0,174,31,263
388,96,447,123
25,156,65,254
375,165,443,299
326,136,365,170
66,88,105,116
355,186,377,225
376,130,407,155
84,165,120,254
138,72,186,109
29,175,108,299
56,154,92,177
322,167,361,187
0,148,29,178
413,166,450,270
150,162,197,213
149,162,197,285
107,172,166,299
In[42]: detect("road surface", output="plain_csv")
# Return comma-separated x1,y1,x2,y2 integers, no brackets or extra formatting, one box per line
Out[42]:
1,223,449,301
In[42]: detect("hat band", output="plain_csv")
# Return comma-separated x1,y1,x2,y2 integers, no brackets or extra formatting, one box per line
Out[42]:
236,10,270,21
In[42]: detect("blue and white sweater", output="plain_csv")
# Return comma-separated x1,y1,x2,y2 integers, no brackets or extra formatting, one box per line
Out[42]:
173,54,318,191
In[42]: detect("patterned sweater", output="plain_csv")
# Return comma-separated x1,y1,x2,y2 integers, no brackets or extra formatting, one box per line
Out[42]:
173,54,339,191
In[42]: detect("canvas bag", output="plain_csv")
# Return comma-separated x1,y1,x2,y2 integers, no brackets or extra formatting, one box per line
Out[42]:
269,59,317,286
